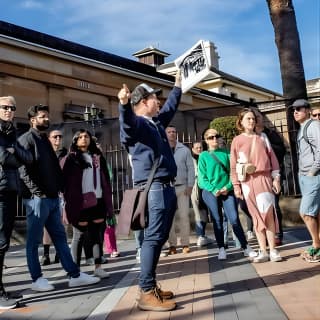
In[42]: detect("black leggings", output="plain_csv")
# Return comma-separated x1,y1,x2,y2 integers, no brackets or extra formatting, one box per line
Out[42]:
71,221,104,266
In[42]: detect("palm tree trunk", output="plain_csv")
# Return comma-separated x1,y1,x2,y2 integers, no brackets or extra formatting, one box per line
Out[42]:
266,0,307,195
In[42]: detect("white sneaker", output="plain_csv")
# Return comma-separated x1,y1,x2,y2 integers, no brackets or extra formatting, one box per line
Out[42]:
31,277,54,292
160,251,168,257
243,245,258,258
136,248,141,262
69,272,100,287
197,236,207,247
94,267,110,278
270,249,282,262
218,247,227,260
253,250,269,263
247,231,255,240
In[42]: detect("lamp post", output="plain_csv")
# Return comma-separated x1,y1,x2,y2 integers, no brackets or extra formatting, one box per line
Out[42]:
83,103,101,136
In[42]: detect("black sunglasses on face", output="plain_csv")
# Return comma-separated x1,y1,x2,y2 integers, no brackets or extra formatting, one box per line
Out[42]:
0,105,16,111
293,106,306,112
51,135,63,139
312,113,320,117
206,135,221,140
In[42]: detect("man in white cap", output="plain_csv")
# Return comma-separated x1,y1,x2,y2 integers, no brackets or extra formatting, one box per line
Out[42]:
291,99,320,262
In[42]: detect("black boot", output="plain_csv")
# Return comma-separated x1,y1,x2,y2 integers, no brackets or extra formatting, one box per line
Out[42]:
0,253,17,309
41,254,51,266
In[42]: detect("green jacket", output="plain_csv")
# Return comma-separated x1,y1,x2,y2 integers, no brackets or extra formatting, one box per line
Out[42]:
198,148,233,195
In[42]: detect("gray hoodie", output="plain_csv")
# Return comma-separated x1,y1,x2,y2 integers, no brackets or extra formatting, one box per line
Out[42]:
173,142,195,187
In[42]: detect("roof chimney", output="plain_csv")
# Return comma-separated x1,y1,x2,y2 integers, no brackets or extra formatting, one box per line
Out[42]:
133,46,170,67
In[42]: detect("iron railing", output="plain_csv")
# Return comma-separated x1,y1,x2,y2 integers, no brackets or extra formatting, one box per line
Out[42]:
14,124,298,219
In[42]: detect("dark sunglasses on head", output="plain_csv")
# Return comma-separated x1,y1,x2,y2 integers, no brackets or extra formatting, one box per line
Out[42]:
51,135,63,139
312,113,320,117
206,134,221,140
0,105,16,111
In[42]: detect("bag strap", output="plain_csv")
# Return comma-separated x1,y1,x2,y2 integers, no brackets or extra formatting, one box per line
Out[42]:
248,135,256,163
209,152,229,174
143,157,160,193
302,119,315,159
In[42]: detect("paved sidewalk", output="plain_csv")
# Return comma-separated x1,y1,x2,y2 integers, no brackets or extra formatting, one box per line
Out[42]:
106,227,320,320
0,226,319,320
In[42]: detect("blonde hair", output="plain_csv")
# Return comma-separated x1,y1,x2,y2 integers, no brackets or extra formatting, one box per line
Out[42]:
0,96,16,105
203,128,218,140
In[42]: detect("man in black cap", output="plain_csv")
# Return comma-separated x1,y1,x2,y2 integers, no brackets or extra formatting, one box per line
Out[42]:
291,99,320,262
118,72,181,312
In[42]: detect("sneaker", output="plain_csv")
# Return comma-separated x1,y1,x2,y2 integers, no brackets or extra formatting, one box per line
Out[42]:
41,255,51,266
136,248,141,262
243,245,258,258
168,246,177,255
31,277,54,292
182,246,190,254
197,236,210,247
269,249,282,262
110,251,120,258
138,287,176,311
85,258,94,265
160,251,168,257
0,293,17,310
301,247,320,263
101,256,108,264
253,250,269,263
247,231,255,240
94,267,110,279
218,247,227,260
69,272,100,287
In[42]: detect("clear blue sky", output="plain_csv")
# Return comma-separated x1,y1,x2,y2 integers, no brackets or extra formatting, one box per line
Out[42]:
1,0,319,94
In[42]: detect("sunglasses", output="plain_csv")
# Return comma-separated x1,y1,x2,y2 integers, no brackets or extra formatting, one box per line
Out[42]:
292,106,305,112
0,105,16,111
312,113,320,117
51,135,63,139
206,135,221,140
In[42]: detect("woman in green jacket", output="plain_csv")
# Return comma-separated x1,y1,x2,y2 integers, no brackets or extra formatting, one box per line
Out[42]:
198,128,256,261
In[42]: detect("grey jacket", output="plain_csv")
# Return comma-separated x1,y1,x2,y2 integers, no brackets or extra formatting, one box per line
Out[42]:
173,142,195,187
297,118,320,176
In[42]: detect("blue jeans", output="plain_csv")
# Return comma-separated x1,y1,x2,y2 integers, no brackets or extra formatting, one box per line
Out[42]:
139,182,176,291
202,190,247,249
134,229,144,249
24,196,80,281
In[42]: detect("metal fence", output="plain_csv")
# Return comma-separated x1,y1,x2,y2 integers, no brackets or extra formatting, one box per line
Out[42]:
14,126,297,219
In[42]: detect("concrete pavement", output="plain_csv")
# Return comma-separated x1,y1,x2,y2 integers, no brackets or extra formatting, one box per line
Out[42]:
0,226,319,320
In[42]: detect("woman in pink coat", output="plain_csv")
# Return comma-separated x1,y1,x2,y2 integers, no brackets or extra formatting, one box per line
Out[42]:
230,108,282,263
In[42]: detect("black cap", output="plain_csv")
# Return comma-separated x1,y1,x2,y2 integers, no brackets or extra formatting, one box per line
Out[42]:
130,83,162,106
289,99,310,110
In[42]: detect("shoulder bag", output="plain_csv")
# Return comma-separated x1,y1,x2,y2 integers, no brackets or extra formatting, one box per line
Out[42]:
116,158,160,236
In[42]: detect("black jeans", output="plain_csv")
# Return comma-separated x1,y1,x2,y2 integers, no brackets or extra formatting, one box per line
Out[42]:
0,192,17,252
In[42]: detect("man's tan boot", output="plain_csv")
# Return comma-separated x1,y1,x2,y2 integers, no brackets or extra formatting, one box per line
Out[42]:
138,288,176,311
156,284,174,299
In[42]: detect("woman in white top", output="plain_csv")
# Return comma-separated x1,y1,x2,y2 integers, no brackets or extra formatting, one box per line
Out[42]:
62,129,113,278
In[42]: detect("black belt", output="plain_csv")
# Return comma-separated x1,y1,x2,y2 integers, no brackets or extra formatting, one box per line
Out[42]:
153,177,174,184
136,178,174,188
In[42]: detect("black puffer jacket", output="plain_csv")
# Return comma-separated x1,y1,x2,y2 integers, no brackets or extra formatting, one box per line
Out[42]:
0,120,33,193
